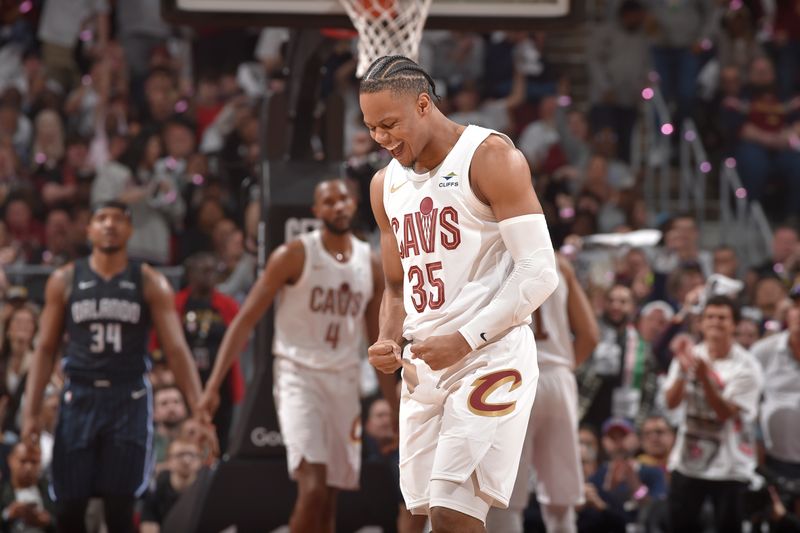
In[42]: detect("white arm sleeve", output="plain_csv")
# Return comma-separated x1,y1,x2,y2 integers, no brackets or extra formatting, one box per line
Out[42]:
458,214,558,350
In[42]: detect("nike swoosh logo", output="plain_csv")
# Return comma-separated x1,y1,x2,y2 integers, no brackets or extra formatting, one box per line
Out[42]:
78,281,96,290
390,180,410,193
131,389,146,400
480,333,488,342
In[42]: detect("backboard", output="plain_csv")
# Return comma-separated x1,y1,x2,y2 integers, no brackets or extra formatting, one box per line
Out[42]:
163,0,578,30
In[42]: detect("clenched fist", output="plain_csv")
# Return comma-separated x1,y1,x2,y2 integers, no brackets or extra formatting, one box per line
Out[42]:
368,340,403,374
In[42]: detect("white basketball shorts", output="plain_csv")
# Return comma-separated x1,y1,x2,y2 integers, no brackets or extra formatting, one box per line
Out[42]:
509,363,585,510
399,325,539,519
273,356,361,490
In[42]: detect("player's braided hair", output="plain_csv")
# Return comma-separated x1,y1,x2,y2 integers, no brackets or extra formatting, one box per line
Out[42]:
359,55,439,99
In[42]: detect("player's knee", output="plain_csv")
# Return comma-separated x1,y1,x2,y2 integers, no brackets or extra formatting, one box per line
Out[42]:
430,506,485,533
297,477,327,506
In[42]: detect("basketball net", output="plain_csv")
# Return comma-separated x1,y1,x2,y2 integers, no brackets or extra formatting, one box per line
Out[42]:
338,0,433,77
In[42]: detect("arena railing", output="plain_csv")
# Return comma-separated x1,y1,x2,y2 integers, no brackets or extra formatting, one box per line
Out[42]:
678,117,709,234
636,84,772,266
635,81,673,216
718,159,773,265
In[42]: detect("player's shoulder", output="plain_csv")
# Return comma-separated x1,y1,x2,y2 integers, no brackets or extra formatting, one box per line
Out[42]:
47,262,76,292
369,166,389,191
140,263,173,296
268,237,307,281
472,133,527,174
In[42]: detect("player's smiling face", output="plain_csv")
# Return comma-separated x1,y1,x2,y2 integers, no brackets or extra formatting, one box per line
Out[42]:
88,207,132,254
360,89,430,170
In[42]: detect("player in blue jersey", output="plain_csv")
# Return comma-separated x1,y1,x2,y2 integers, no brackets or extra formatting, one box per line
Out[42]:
21,201,215,533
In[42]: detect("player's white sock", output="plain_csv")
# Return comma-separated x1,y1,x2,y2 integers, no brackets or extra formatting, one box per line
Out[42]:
541,505,576,533
485,507,523,533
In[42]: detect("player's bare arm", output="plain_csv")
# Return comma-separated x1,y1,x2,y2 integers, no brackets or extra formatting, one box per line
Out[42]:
21,265,71,446
199,241,305,414
366,249,398,412
411,137,558,370
368,167,406,375
559,254,600,367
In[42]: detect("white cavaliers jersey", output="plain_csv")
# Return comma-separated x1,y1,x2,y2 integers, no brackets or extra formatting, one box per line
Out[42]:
273,230,373,370
531,267,575,368
382,125,529,342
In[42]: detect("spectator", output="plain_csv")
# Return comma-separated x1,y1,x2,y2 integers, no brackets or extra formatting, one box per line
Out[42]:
363,397,396,460
579,285,652,429
0,94,32,167
423,31,485,90
735,316,762,349
446,71,525,135
0,304,36,399
646,0,718,128
115,0,171,86
518,95,567,174
751,226,800,282
579,154,628,233
3,195,44,264
152,384,188,469
664,295,764,533
171,252,245,451
30,109,65,176
213,220,256,302
653,214,713,277
587,0,651,162
0,143,23,206
0,304,39,437
39,136,94,211
140,439,203,532
37,0,109,92
0,443,55,532
728,57,800,223
753,275,789,323
637,414,676,478
716,4,764,80
140,67,178,130
584,417,667,531
713,244,740,279
180,198,225,262
772,0,800,97
751,295,800,480
92,132,185,265
36,209,73,267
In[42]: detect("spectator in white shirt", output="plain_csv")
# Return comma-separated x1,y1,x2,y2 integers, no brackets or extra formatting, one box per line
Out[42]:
663,295,764,533
751,290,800,480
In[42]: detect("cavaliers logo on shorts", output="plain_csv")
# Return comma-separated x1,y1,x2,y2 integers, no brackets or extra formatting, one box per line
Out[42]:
467,369,522,417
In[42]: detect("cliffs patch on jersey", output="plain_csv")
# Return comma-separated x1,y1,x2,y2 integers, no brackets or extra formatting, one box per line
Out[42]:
390,197,462,259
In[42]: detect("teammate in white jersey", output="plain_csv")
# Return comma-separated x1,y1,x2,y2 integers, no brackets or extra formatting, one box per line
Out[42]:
487,255,599,533
362,55,559,532
198,180,387,533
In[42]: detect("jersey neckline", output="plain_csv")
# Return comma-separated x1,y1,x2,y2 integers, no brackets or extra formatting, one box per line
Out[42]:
406,125,472,183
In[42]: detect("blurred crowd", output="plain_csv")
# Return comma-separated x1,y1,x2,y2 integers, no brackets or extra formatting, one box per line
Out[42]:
0,0,796,531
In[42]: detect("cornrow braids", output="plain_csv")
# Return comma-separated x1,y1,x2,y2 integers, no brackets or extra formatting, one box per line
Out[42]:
360,55,439,100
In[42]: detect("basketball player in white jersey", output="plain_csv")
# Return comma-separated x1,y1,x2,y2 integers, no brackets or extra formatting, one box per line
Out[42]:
486,255,599,533
198,180,387,533
362,55,559,533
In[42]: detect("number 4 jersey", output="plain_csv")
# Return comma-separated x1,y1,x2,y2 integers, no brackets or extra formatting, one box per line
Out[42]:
64,258,151,380
382,125,526,343
273,230,373,371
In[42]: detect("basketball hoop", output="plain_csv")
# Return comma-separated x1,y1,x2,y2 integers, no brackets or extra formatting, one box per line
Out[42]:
338,0,433,77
